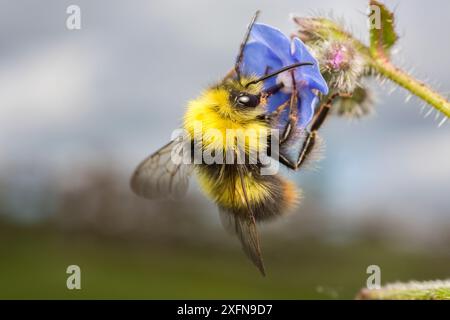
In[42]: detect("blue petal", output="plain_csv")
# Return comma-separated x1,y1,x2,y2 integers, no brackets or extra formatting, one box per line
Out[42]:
266,91,316,129
239,23,327,129
242,42,282,77
265,91,290,114
291,37,329,94
261,76,277,90
298,90,319,127
250,23,294,65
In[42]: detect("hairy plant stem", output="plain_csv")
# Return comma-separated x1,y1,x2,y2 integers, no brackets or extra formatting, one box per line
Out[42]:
322,24,450,118
361,43,449,118
370,52,450,118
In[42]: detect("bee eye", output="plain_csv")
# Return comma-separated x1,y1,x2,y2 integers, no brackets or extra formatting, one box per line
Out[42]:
236,93,260,108
238,95,250,104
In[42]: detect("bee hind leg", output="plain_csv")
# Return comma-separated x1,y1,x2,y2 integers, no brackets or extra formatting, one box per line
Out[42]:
279,92,349,170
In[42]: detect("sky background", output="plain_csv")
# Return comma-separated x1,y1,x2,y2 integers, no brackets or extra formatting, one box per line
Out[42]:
0,0,449,225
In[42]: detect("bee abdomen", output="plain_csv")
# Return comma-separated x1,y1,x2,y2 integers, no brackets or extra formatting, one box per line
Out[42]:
196,164,299,221
247,176,300,221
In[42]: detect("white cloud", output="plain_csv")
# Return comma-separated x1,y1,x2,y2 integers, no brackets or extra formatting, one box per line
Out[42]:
0,40,96,133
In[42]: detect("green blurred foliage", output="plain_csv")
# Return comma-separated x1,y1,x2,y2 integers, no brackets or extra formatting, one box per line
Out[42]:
0,222,448,299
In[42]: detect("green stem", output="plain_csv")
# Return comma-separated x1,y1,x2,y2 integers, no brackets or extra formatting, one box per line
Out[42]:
370,53,450,117
304,17,450,118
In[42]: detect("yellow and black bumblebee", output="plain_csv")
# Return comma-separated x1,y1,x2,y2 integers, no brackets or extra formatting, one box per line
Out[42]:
131,12,332,275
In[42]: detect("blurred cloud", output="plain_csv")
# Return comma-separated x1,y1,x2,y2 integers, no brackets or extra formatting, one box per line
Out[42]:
0,40,95,131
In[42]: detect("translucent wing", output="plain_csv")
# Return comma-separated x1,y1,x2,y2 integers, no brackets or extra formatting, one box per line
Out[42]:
130,137,193,199
219,208,266,276
218,167,266,276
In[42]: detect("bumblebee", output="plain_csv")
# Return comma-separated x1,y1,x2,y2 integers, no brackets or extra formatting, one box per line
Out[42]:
131,12,332,275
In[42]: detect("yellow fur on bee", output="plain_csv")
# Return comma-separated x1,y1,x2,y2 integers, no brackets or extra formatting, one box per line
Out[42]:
183,86,269,154
196,168,271,209
182,78,300,213
183,79,274,209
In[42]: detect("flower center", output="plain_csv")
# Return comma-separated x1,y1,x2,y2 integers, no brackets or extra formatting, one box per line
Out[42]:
331,49,345,69
276,72,295,94
327,44,352,71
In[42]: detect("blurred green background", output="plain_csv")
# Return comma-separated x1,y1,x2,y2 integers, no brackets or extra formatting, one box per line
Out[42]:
1,218,449,299
0,170,448,299
0,0,449,299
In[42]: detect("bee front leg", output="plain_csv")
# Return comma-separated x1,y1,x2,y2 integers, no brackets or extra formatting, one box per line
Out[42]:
280,79,298,144
266,72,299,144
263,71,298,129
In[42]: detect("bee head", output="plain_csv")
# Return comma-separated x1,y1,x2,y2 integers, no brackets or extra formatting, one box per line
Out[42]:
223,76,265,110
189,78,265,122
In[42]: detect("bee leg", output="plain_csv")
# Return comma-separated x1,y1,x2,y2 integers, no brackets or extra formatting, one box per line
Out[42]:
259,92,290,122
280,92,349,170
277,152,297,170
280,74,299,144
261,99,289,122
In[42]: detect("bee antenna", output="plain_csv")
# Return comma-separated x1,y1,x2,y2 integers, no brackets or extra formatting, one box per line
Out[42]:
235,10,260,85
245,62,314,88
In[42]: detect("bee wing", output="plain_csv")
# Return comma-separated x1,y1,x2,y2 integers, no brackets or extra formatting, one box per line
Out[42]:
130,137,193,199
219,168,265,276
219,209,265,276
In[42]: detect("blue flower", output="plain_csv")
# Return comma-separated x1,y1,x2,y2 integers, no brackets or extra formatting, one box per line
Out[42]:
242,23,328,127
